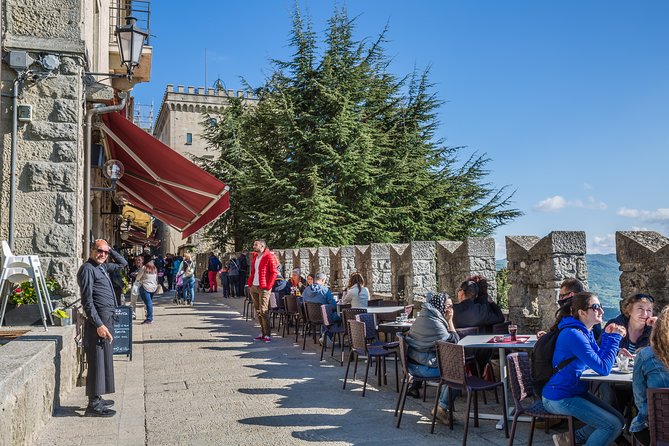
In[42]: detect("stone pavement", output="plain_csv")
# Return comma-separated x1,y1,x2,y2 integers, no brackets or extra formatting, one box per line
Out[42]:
35,292,555,446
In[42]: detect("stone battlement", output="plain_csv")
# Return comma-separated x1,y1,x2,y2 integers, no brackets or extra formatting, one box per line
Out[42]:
270,230,669,333
164,84,256,99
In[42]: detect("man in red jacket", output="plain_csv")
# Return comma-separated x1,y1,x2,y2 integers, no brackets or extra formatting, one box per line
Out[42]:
247,239,278,342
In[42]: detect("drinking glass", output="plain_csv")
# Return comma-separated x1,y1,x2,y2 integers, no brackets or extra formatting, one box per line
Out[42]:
617,355,630,372
508,323,518,341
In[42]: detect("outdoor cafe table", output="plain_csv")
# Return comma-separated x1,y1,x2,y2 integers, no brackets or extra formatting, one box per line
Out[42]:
580,367,633,384
457,333,538,429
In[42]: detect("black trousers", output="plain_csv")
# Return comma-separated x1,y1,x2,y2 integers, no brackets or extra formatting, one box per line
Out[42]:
84,315,115,398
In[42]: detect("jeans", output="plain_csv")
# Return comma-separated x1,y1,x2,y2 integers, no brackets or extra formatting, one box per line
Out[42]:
543,392,624,446
408,363,451,409
220,274,229,298
183,276,195,303
228,275,239,296
139,287,155,321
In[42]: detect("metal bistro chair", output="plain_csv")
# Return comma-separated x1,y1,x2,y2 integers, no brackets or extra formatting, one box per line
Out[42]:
302,302,324,350
355,312,400,350
343,319,399,397
432,340,508,445
320,304,345,364
394,332,441,429
457,326,498,405
506,352,575,446
647,387,669,446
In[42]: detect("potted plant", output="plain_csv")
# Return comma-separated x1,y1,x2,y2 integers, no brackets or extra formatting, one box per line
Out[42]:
3,278,61,326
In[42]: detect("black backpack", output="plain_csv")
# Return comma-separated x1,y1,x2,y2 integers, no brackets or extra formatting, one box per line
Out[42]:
530,327,575,397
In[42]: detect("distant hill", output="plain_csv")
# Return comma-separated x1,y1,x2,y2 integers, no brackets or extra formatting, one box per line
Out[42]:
496,253,621,315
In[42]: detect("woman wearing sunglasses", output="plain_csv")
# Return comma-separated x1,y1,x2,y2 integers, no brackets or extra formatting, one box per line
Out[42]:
542,292,626,446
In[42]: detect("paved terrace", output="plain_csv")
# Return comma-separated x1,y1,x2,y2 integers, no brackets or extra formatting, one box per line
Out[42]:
35,292,554,446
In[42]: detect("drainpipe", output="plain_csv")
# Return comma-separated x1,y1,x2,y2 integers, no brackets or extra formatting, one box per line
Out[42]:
83,93,127,258
8,78,19,251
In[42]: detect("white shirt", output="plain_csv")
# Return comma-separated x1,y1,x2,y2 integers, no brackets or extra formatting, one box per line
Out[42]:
252,251,263,286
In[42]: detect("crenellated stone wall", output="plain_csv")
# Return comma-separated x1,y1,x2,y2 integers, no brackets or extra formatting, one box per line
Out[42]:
506,231,587,333
436,237,497,302
616,231,669,306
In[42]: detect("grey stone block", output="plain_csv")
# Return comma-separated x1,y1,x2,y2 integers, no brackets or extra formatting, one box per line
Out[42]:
25,122,77,141
23,162,75,191
49,99,78,123
34,223,75,256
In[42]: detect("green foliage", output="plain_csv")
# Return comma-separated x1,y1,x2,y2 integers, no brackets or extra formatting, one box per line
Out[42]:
496,268,510,310
9,277,61,305
200,6,521,250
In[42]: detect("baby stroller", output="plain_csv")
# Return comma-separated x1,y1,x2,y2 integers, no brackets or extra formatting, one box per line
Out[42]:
198,270,210,293
174,271,185,305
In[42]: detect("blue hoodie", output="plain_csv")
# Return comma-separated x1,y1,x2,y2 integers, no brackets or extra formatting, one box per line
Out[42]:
301,284,340,322
543,316,622,400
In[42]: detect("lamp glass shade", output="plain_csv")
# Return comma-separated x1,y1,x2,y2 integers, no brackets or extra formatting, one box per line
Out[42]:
115,16,148,72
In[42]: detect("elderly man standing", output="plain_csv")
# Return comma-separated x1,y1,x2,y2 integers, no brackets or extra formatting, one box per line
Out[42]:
77,239,127,417
247,239,278,342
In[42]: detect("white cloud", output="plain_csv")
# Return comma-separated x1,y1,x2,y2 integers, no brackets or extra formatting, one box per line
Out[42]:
617,207,669,222
583,183,593,191
534,195,567,212
589,233,616,254
534,195,607,212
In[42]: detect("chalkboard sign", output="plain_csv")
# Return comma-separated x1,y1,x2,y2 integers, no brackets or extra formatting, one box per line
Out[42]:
112,306,132,360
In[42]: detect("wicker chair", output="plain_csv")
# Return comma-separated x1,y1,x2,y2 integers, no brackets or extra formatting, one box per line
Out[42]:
320,304,345,364
456,326,498,404
268,292,286,331
647,387,669,446
506,352,575,446
302,302,324,350
282,294,301,339
343,319,399,397
367,298,383,307
432,340,508,445
394,333,441,428
342,308,367,349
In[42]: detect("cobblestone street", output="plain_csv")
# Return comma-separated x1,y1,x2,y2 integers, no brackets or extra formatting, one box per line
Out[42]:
36,292,554,446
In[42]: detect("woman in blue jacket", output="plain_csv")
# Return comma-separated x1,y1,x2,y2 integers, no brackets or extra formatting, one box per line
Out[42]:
542,292,626,446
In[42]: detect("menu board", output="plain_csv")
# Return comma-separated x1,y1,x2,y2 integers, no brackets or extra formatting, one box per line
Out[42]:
112,306,132,360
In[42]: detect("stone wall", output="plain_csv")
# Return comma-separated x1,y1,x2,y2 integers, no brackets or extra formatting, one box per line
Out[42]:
506,231,587,333
616,231,669,306
1,0,88,300
0,325,78,446
436,237,496,302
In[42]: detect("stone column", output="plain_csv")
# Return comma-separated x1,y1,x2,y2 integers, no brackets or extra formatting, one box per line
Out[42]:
310,247,331,277
436,237,496,301
328,248,342,291
357,244,392,298
1,0,87,299
616,231,669,307
409,241,437,303
506,231,587,333
274,249,285,276
390,244,409,300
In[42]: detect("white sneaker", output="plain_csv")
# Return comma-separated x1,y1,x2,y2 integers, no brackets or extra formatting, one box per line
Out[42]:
552,432,570,446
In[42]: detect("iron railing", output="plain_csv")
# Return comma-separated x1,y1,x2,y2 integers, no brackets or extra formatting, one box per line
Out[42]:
109,0,151,46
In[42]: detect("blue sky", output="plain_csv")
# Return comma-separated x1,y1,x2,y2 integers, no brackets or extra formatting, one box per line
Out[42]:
133,1,669,257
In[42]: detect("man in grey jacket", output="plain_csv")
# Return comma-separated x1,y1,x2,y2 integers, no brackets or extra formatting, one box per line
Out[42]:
405,292,459,423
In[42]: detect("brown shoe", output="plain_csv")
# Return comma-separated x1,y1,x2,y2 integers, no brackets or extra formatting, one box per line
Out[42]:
431,406,450,425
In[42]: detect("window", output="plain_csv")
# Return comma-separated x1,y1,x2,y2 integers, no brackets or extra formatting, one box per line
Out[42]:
185,133,193,145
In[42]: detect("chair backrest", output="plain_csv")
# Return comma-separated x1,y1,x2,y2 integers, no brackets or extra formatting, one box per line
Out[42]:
492,321,511,335
506,352,534,406
367,298,382,307
269,293,279,310
396,333,410,376
355,313,377,341
338,303,352,312
304,301,324,324
456,326,480,338
648,387,669,445
348,320,368,354
2,240,13,259
343,308,366,341
380,300,400,307
321,304,336,326
435,340,467,387
284,294,299,315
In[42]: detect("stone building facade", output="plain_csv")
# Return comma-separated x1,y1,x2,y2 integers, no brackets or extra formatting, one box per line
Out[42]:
0,0,152,298
152,84,257,254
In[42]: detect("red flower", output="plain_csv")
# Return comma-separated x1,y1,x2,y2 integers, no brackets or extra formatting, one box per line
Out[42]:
14,287,21,294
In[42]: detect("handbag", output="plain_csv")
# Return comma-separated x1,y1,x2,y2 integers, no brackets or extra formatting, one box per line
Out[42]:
131,283,140,299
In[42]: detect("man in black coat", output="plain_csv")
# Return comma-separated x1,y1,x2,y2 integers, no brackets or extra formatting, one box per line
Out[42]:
77,239,127,417
453,280,504,331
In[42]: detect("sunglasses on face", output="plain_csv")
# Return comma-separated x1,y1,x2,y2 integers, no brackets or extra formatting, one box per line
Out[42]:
587,303,603,312
559,291,572,299
96,249,110,255
444,304,453,309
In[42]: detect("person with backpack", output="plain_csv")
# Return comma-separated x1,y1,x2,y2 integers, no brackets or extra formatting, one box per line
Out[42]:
541,292,626,446
227,256,240,297
207,252,222,293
